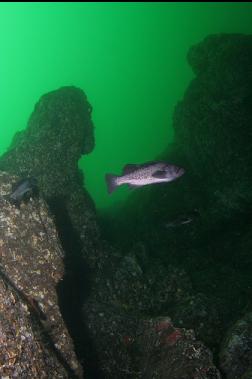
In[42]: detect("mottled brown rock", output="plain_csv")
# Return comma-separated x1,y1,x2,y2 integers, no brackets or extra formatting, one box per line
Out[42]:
0,171,82,378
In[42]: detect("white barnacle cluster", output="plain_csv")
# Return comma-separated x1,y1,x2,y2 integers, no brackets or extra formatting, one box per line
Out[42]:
0,180,11,196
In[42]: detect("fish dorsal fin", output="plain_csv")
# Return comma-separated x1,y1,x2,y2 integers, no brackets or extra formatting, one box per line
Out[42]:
152,170,167,179
123,161,162,174
123,164,140,175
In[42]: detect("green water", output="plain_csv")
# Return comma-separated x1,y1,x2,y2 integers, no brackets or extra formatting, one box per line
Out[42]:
0,2,252,209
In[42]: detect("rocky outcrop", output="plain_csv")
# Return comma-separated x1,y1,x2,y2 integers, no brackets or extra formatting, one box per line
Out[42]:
0,87,101,377
0,86,100,268
0,171,82,378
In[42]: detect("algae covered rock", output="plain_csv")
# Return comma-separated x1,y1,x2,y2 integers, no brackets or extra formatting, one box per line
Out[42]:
174,33,252,219
0,86,100,268
0,171,82,378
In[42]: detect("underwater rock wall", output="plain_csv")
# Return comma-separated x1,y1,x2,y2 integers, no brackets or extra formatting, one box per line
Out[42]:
0,171,82,378
99,33,252,377
1,34,252,378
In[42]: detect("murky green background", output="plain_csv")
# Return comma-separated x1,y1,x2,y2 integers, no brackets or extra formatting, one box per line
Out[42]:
0,2,252,208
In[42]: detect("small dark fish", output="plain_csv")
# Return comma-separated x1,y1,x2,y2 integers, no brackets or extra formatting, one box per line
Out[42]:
165,209,200,228
105,161,185,194
7,177,38,205
165,216,193,228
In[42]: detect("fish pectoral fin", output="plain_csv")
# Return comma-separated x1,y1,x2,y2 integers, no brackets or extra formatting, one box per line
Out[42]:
152,170,167,179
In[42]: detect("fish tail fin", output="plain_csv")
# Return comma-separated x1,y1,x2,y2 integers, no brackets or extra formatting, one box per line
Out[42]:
105,174,119,194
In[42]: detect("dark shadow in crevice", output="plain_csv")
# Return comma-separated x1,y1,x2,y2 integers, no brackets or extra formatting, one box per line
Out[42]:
48,197,105,379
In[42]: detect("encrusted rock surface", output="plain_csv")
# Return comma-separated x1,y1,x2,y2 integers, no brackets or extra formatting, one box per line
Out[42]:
0,171,82,378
